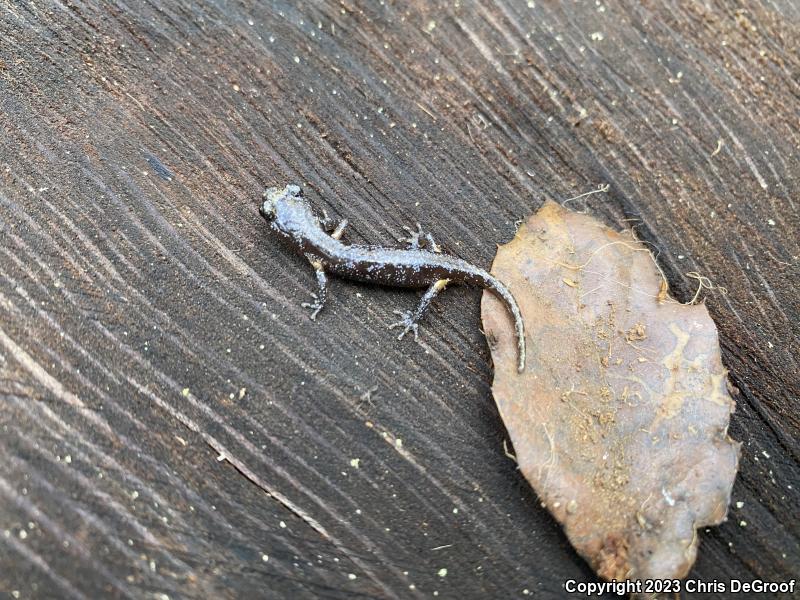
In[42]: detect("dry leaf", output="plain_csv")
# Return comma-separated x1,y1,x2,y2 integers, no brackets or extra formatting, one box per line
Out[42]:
481,200,739,582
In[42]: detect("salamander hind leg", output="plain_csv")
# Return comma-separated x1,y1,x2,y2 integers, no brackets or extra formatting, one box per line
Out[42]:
301,256,328,320
389,310,418,340
400,223,441,253
388,279,449,340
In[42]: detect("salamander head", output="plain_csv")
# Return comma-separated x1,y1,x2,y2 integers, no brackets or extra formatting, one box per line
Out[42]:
260,184,303,220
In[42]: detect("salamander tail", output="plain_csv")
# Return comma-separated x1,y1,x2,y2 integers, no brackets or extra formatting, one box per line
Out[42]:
487,277,526,373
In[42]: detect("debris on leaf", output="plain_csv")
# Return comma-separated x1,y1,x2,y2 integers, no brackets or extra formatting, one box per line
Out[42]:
481,200,740,582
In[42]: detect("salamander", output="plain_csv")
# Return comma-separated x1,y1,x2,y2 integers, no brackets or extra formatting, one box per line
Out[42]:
259,184,526,372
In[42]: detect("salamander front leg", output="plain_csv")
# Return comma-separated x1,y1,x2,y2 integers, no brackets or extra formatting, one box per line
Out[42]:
389,279,450,340
400,223,441,253
301,257,328,320
330,219,348,241
320,210,349,241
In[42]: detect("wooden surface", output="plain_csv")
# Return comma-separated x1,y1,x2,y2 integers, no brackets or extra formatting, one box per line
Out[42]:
1,1,798,598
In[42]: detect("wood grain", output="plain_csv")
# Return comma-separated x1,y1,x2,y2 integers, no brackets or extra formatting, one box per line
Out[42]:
0,1,797,598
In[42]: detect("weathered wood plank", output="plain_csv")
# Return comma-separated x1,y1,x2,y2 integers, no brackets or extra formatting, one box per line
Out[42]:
1,0,797,598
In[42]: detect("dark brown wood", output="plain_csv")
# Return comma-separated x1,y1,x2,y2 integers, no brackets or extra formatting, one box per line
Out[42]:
0,1,797,598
